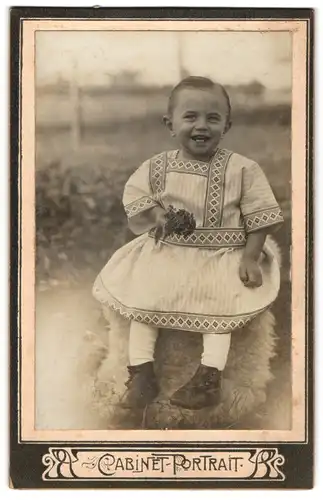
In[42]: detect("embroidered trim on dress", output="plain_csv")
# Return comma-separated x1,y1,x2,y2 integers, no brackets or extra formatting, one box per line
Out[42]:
149,152,167,199
203,148,232,227
148,227,246,248
244,206,284,233
100,289,267,334
167,159,209,177
124,196,158,218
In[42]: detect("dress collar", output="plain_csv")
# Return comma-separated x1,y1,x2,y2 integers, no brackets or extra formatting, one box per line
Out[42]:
170,148,220,165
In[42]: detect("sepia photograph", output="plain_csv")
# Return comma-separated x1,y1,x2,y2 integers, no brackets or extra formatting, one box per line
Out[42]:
10,8,313,489
35,28,292,433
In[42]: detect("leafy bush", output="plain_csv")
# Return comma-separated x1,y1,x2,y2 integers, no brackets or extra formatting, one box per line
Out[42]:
36,155,130,287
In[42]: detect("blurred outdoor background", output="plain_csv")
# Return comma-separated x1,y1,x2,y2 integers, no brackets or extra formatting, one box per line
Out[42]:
35,31,292,430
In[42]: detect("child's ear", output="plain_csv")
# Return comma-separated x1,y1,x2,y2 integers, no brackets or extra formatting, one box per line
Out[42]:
163,115,174,134
224,120,232,135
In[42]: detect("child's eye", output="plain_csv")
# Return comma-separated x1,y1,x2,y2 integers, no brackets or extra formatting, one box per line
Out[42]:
183,114,196,121
208,115,221,123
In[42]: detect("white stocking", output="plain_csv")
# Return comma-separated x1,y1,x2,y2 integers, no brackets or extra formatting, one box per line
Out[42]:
128,320,159,366
202,333,231,371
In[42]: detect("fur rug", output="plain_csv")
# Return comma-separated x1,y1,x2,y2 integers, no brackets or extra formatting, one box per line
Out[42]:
80,237,283,430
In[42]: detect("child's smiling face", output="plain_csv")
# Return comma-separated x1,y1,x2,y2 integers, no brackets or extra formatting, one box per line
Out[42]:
165,86,230,162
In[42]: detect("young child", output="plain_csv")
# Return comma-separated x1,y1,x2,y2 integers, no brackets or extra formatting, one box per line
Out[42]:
93,76,284,411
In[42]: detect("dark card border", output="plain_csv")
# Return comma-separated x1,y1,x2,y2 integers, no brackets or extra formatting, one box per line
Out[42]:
9,7,314,489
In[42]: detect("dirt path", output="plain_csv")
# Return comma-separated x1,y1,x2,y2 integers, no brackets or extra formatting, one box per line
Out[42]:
35,284,108,430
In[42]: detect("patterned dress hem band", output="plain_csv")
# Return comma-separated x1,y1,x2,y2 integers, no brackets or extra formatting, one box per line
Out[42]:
101,289,268,335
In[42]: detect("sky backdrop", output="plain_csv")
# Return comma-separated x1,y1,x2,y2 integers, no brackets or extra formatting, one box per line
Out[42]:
36,31,292,89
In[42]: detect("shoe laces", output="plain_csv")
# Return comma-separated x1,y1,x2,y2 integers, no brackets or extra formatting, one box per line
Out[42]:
125,367,135,388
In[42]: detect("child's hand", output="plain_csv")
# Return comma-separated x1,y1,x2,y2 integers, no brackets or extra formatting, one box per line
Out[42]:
239,257,262,288
154,210,168,243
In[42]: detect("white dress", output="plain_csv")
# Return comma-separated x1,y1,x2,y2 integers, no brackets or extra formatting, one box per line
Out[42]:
93,148,284,335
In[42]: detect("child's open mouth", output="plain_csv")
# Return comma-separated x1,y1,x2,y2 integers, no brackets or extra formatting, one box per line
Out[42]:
191,135,210,145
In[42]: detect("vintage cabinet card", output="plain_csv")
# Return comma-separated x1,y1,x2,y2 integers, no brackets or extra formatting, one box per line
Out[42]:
10,7,314,489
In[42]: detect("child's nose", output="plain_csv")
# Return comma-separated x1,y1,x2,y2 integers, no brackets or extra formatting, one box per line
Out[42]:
195,117,208,130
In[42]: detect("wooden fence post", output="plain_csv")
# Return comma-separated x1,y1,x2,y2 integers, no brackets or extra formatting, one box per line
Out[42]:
70,59,81,153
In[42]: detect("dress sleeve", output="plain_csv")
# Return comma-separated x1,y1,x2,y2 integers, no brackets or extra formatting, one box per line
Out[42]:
122,159,159,219
240,162,284,233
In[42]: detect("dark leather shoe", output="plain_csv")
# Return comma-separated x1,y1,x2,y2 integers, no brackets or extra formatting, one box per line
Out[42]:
170,364,222,410
120,362,159,409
